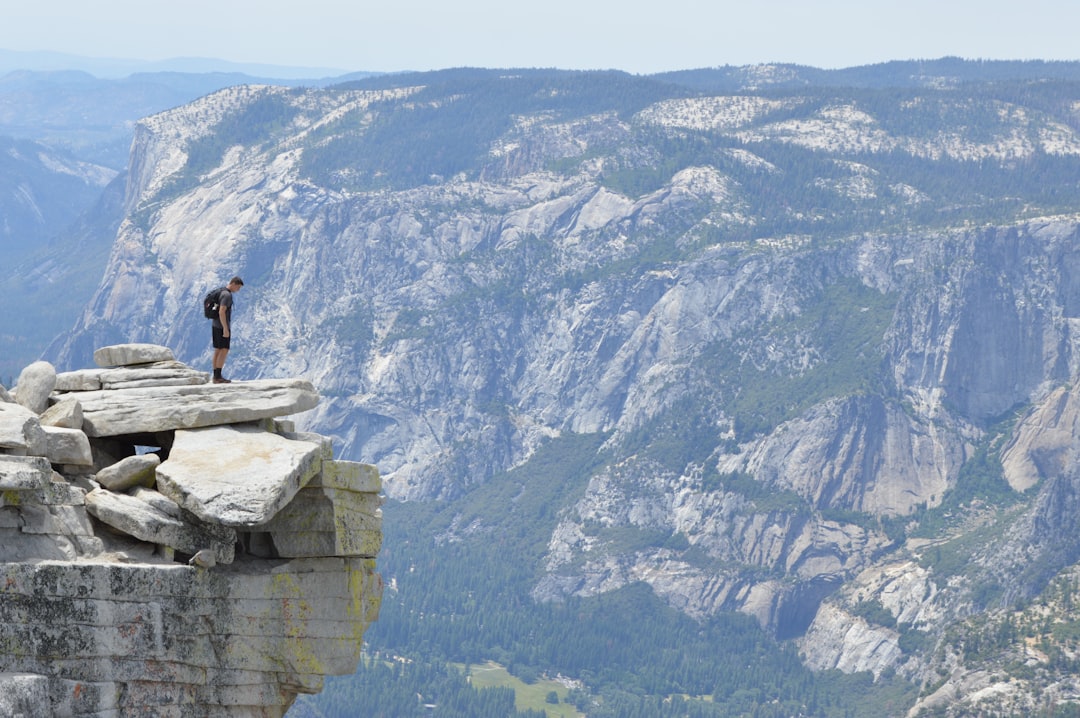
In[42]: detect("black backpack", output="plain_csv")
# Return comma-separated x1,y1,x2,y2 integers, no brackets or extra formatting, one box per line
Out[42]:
202,287,226,319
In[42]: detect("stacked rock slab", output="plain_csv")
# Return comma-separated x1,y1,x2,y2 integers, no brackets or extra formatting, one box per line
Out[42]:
0,344,383,717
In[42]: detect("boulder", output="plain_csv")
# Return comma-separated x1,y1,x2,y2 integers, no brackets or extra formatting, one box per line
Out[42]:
0,402,47,456
156,424,324,527
93,343,175,368
0,384,12,402
41,426,93,466
95,453,160,492
13,361,56,415
40,398,83,429
77,379,320,437
85,487,236,565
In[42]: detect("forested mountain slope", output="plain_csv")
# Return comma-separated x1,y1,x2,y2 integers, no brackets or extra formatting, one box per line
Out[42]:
41,62,1080,714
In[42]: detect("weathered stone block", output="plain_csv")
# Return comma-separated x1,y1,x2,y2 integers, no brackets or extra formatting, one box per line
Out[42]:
316,460,381,493
19,503,98,540
0,402,46,455
156,424,324,527
0,455,52,491
54,369,103,392
9,482,87,508
260,480,382,558
130,486,182,516
57,363,211,392
42,426,93,466
0,525,79,561
270,488,382,531
95,453,160,492
272,528,383,559
13,360,56,414
2,664,145,714
51,676,119,716
85,488,236,564
40,398,83,429
93,343,175,367
99,361,210,390
0,673,50,716
0,507,20,528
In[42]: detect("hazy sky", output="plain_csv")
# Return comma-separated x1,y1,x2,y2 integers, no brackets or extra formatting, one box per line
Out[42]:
2,0,1077,75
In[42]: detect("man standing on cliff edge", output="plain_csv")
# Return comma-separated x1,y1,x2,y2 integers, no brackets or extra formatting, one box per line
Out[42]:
211,276,244,384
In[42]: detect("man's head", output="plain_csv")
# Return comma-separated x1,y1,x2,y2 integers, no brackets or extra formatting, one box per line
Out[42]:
228,276,244,291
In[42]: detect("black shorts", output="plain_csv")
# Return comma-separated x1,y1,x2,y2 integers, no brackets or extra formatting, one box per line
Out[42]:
212,325,231,349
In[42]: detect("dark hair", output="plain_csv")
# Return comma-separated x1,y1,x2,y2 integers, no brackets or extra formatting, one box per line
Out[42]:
229,276,244,287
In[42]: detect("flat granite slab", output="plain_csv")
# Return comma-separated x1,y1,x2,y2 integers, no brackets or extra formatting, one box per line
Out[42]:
155,424,324,527
85,487,236,564
75,379,319,437
56,361,209,392
93,343,175,368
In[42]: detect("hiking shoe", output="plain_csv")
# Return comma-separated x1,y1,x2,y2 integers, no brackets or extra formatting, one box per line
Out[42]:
212,377,232,384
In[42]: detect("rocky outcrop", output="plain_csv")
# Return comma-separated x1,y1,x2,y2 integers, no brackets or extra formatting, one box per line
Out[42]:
1001,384,1080,493
0,344,382,716
535,454,893,636
798,558,943,678
728,395,957,516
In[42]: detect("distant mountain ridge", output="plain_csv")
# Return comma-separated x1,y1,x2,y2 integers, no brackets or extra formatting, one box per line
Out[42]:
0,47,358,80
655,56,1080,90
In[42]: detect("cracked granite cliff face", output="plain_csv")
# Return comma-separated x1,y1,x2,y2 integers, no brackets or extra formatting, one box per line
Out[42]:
0,343,383,717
